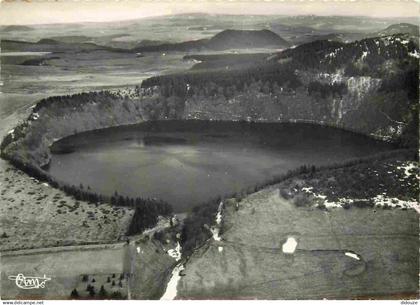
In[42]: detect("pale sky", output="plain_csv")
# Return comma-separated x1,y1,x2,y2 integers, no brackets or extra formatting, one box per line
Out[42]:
0,0,418,25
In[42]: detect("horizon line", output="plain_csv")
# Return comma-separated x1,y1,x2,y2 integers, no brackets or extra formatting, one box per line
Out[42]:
1,12,418,27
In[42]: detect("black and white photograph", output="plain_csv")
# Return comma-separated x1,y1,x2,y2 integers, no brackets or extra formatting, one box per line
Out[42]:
0,0,418,301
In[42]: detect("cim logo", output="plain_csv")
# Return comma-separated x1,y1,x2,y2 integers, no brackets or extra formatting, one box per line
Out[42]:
8,273,51,289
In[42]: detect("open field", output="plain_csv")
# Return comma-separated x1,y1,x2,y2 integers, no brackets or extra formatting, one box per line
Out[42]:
0,160,134,251
1,227,180,300
1,51,192,114
1,243,127,299
0,106,135,252
178,189,418,299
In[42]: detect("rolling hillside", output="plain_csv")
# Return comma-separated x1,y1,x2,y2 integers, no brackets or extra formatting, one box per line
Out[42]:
141,33,418,146
133,29,289,53
1,38,130,53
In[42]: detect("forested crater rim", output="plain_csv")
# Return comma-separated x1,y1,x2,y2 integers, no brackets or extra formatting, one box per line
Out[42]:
0,84,406,232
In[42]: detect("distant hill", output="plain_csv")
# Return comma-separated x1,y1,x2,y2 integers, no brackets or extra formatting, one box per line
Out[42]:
293,23,419,46
206,29,290,50
269,15,418,33
47,35,92,44
1,38,130,54
1,25,33,32
133,39,209,52
133,29,289,53
135,39,166,48
376,23,419,37
293,33,346,45
37,38,61,45
291,32,371,45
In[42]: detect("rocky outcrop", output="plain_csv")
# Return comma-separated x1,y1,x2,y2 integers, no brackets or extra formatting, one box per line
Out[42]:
183,73,392,137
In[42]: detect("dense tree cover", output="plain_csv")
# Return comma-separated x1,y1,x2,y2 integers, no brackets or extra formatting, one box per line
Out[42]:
139,34,418,127
307,81,347,98
379,68,419,148
0,120,29,152
32,91,121,113
183,53,268,63
137,61,305,121
379,67,419,101
181,197,220,257
278,34,418,76
296,151,418,203
185,53,269,71
61,184,173,235
139,34,418,148
141,62,302,99
280,40,345,72
126,199,172,235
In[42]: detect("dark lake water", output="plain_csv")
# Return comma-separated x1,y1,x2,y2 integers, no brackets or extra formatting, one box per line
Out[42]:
48,121,393,212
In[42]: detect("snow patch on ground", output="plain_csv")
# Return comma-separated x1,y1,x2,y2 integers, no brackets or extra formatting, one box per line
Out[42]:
160,264,184,300
282,237,297,254
167,242,182,261
325,47,343,59
301,187,341,209
361,51,368,60
301,186,418,212
373,194,418,210
7,129,15,140
210,201,224,241
301,186,313,193
409,50,420,58
397,162,418,179
345,252,361,260
161,241,184,300
216,201,223,225
210,227,221,241
142,215,174,236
